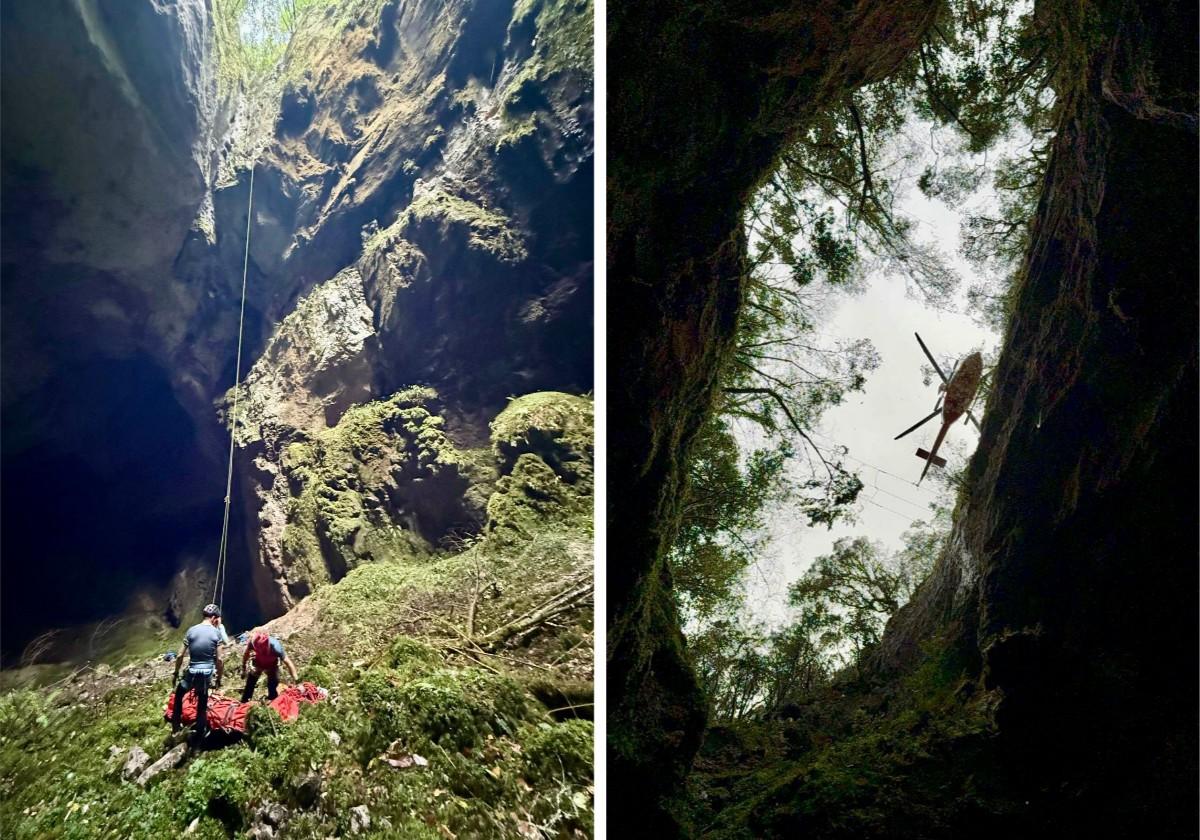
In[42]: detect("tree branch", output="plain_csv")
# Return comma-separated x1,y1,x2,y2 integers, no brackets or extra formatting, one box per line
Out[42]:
846,97,875,214
722,387,836,478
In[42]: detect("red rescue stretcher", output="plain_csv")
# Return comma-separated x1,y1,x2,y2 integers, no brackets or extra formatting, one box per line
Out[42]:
163,682,327,734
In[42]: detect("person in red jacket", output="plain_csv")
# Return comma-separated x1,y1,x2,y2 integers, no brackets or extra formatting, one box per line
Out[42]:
240,630,299,702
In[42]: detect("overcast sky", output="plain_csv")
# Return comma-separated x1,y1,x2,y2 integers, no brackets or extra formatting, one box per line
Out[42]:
736,117,1008,630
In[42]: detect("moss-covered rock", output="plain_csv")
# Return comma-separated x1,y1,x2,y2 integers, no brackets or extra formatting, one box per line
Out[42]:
404,185,528,264
491,391,594,483
482,392,594,549
485,453,588,546
277,387,493,591
524,719,594,783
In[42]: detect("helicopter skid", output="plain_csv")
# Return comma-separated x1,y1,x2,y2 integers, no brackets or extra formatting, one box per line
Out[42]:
915,448,947,469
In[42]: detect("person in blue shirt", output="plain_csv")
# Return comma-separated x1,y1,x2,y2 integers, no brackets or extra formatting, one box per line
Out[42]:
170,603,225,740
240,629,299,702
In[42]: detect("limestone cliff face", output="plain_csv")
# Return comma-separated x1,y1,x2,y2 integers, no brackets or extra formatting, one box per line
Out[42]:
226,0,594,615
1,0,593,647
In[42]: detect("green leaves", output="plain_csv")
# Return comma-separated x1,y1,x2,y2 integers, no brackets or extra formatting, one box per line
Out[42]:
213,0,326,88
670,416,790,620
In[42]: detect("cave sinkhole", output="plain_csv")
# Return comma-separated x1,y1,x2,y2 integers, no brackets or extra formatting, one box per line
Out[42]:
1,353,262,664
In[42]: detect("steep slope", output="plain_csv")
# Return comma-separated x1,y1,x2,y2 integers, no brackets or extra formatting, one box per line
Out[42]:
863,0,1198,831
0,391,594,839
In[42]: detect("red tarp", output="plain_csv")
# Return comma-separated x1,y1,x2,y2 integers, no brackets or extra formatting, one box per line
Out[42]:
163,682,326,733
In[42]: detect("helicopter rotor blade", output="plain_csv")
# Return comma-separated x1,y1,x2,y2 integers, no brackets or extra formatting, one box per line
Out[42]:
915,332,949,385
894,407,942,441
967,411,981,431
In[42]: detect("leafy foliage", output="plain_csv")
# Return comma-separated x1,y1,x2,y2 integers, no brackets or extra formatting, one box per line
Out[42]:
677,0,1051,655
690,506,948,723
788,536,931,670
213,0,327,87
671,415,790,620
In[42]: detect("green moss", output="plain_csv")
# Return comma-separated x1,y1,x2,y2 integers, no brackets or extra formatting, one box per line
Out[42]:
280,387,478,589
315,560,444,636
182,750,249,824
246,704,337,791
384,637,443,673
486,453,589,546
300,662,336,686
523,719,594,783
491,391,594,482
405,188,527,263
495,114,540,152
397,668,531,750
356,664,533,758
502,0,594,109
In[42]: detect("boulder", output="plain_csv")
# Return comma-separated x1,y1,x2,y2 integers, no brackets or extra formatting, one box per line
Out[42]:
349,804,370,834
293,770,322,809
135,743,188,786
121,745,151,781
249,800,289,837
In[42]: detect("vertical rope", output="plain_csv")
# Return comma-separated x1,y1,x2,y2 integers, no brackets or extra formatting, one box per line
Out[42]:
213,164,255,610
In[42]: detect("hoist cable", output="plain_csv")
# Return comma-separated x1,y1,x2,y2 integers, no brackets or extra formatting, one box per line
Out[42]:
212,164,255,611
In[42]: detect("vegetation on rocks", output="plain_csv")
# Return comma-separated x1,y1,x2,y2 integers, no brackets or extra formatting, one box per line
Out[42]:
279,386,485,581
405,188,529,265
684,634,1001,839
1,385,593,838
492,392,594,483
486,394,594,550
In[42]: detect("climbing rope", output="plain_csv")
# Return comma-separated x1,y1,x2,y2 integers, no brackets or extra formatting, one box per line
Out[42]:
212,164,255,611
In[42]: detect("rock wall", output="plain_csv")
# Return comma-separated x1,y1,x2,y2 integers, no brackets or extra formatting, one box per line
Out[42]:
1,0,593,650
229,0,594,614
607,0,937,831
870,0,1197,830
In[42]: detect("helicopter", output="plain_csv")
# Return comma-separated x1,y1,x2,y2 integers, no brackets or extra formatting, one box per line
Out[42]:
893,332,983,484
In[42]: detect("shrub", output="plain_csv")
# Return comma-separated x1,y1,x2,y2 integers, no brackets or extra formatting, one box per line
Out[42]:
183,751,249,827
300,663,336,687
384,636,443,674
395,668,530,750
245,704,332,786
524,719,594,783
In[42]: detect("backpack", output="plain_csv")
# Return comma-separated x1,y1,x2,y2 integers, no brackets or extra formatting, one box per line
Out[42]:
251,634,279,669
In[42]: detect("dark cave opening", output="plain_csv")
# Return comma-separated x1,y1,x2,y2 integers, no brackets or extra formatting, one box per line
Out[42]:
0,353,261,665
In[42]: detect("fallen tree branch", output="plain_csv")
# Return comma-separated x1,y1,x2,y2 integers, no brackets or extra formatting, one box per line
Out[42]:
477,578,594,653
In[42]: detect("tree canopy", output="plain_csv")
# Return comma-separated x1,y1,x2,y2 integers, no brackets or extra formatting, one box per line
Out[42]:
670,0,1052,627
